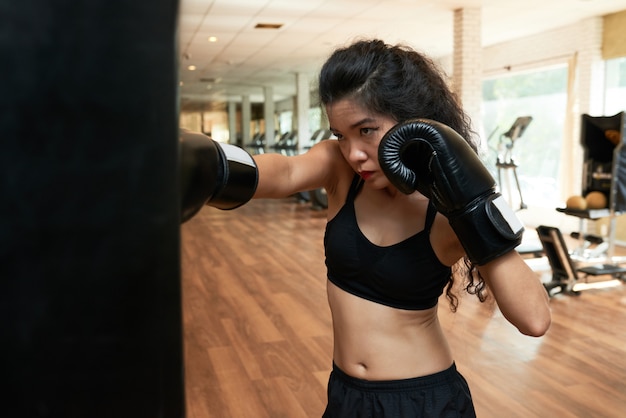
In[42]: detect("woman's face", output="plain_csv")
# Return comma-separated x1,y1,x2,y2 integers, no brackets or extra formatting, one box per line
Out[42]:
326,98,397,189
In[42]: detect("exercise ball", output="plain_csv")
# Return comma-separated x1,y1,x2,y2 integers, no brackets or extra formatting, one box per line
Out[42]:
605,129,621,146
585,191,608,209
566,195,587,210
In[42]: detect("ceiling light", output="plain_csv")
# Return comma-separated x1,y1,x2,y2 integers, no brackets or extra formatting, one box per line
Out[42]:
187,65,196,71
208,36,218,42
254,23,283,29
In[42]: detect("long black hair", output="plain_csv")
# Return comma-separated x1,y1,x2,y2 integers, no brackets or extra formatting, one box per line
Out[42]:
318,39,487,310
319,39,476,149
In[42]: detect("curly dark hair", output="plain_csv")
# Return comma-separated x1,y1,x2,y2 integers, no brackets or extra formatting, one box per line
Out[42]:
318,38,487,310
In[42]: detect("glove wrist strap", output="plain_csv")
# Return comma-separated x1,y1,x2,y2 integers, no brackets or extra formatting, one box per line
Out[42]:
449,193,524,265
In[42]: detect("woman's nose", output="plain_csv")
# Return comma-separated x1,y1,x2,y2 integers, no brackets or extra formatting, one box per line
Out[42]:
348,145,367,162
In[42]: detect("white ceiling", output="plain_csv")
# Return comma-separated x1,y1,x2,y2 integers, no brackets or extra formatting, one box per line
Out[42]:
178,0,626,111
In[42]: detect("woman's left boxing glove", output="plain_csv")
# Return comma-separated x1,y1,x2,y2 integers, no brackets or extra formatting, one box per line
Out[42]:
378,119,523,265
180,129,258,223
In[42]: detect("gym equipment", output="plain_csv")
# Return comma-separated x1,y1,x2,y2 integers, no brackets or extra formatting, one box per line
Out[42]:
308,129,334,209
303,128,333,151
570,231,604,245
310,187,328,210
566,195,587,210
585,190,608,208
496,116,532,211
180,129,258,222
3,0,184,416
536,225,626,297
557,112,626,262
246,132,266,154
271,131,299,156
379,119,524,265
295,129,334,208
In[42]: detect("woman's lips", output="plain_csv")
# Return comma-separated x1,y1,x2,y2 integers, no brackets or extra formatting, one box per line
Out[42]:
360,171,374,180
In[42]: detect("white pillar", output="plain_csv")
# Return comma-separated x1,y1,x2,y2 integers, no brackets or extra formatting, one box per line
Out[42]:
264,86,275,149
563,17,605,210
241,95,251,147
577,17,605,116
296,73,310,154
227,101,237,145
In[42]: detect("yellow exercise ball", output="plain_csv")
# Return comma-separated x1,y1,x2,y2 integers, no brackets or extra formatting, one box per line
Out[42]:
566,195,587,210
585,191,608,209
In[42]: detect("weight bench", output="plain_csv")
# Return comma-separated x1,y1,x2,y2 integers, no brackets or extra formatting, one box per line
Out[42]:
535,225,626,297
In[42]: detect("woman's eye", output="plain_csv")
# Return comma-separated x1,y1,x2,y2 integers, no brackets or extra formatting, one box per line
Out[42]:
361,127,378,136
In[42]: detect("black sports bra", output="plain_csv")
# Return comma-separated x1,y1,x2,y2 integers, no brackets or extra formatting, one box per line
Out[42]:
324,176,452,310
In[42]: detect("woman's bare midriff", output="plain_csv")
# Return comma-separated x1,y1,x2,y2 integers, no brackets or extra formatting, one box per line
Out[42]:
327,280,454,381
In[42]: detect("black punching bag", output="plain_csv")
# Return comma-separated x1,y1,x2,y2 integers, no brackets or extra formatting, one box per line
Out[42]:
0,1,184,417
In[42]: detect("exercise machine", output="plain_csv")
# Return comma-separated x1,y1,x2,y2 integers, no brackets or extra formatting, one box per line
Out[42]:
496,116,532,211
295,129,334,209
536,225,626,297
271,131,298,156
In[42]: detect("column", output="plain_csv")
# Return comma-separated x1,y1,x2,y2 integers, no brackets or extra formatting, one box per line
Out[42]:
227,100,237,145
452,7,483,136
562,18,604,205
264,86,276,149
577,17,605,116
296,72,310,154
241,94,251,147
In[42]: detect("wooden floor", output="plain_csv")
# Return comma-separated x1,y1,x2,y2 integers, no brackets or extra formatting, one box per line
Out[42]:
181,198,626,418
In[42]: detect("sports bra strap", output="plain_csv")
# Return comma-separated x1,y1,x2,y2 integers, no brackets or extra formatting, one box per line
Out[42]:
347,174,437,232
346,175,364,202
424,201,437,232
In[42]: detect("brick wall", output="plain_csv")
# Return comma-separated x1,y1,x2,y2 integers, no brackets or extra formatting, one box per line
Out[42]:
452,8,483,135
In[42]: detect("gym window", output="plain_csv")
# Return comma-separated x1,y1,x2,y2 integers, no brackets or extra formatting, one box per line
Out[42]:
604,56,626,115
482,65,568,209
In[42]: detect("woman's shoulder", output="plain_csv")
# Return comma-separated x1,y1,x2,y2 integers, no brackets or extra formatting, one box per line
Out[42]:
308,139,352,178
307,137,340,157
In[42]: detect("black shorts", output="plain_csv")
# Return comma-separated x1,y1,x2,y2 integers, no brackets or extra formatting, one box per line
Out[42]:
322,362,476,418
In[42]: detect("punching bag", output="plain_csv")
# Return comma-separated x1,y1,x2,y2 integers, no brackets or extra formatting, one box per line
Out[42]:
0,0,184,417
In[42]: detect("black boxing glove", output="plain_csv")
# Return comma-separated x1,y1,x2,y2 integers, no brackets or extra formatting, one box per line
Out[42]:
180,129,258,223
378,119,524,265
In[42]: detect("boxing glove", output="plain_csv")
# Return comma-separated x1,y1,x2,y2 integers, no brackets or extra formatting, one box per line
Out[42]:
378,119,524,265
180,129,258,223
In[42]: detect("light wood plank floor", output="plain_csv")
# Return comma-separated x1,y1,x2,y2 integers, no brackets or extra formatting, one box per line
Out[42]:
181,198,626,418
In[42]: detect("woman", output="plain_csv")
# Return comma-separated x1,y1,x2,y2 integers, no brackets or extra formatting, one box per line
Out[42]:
250,39,551,417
